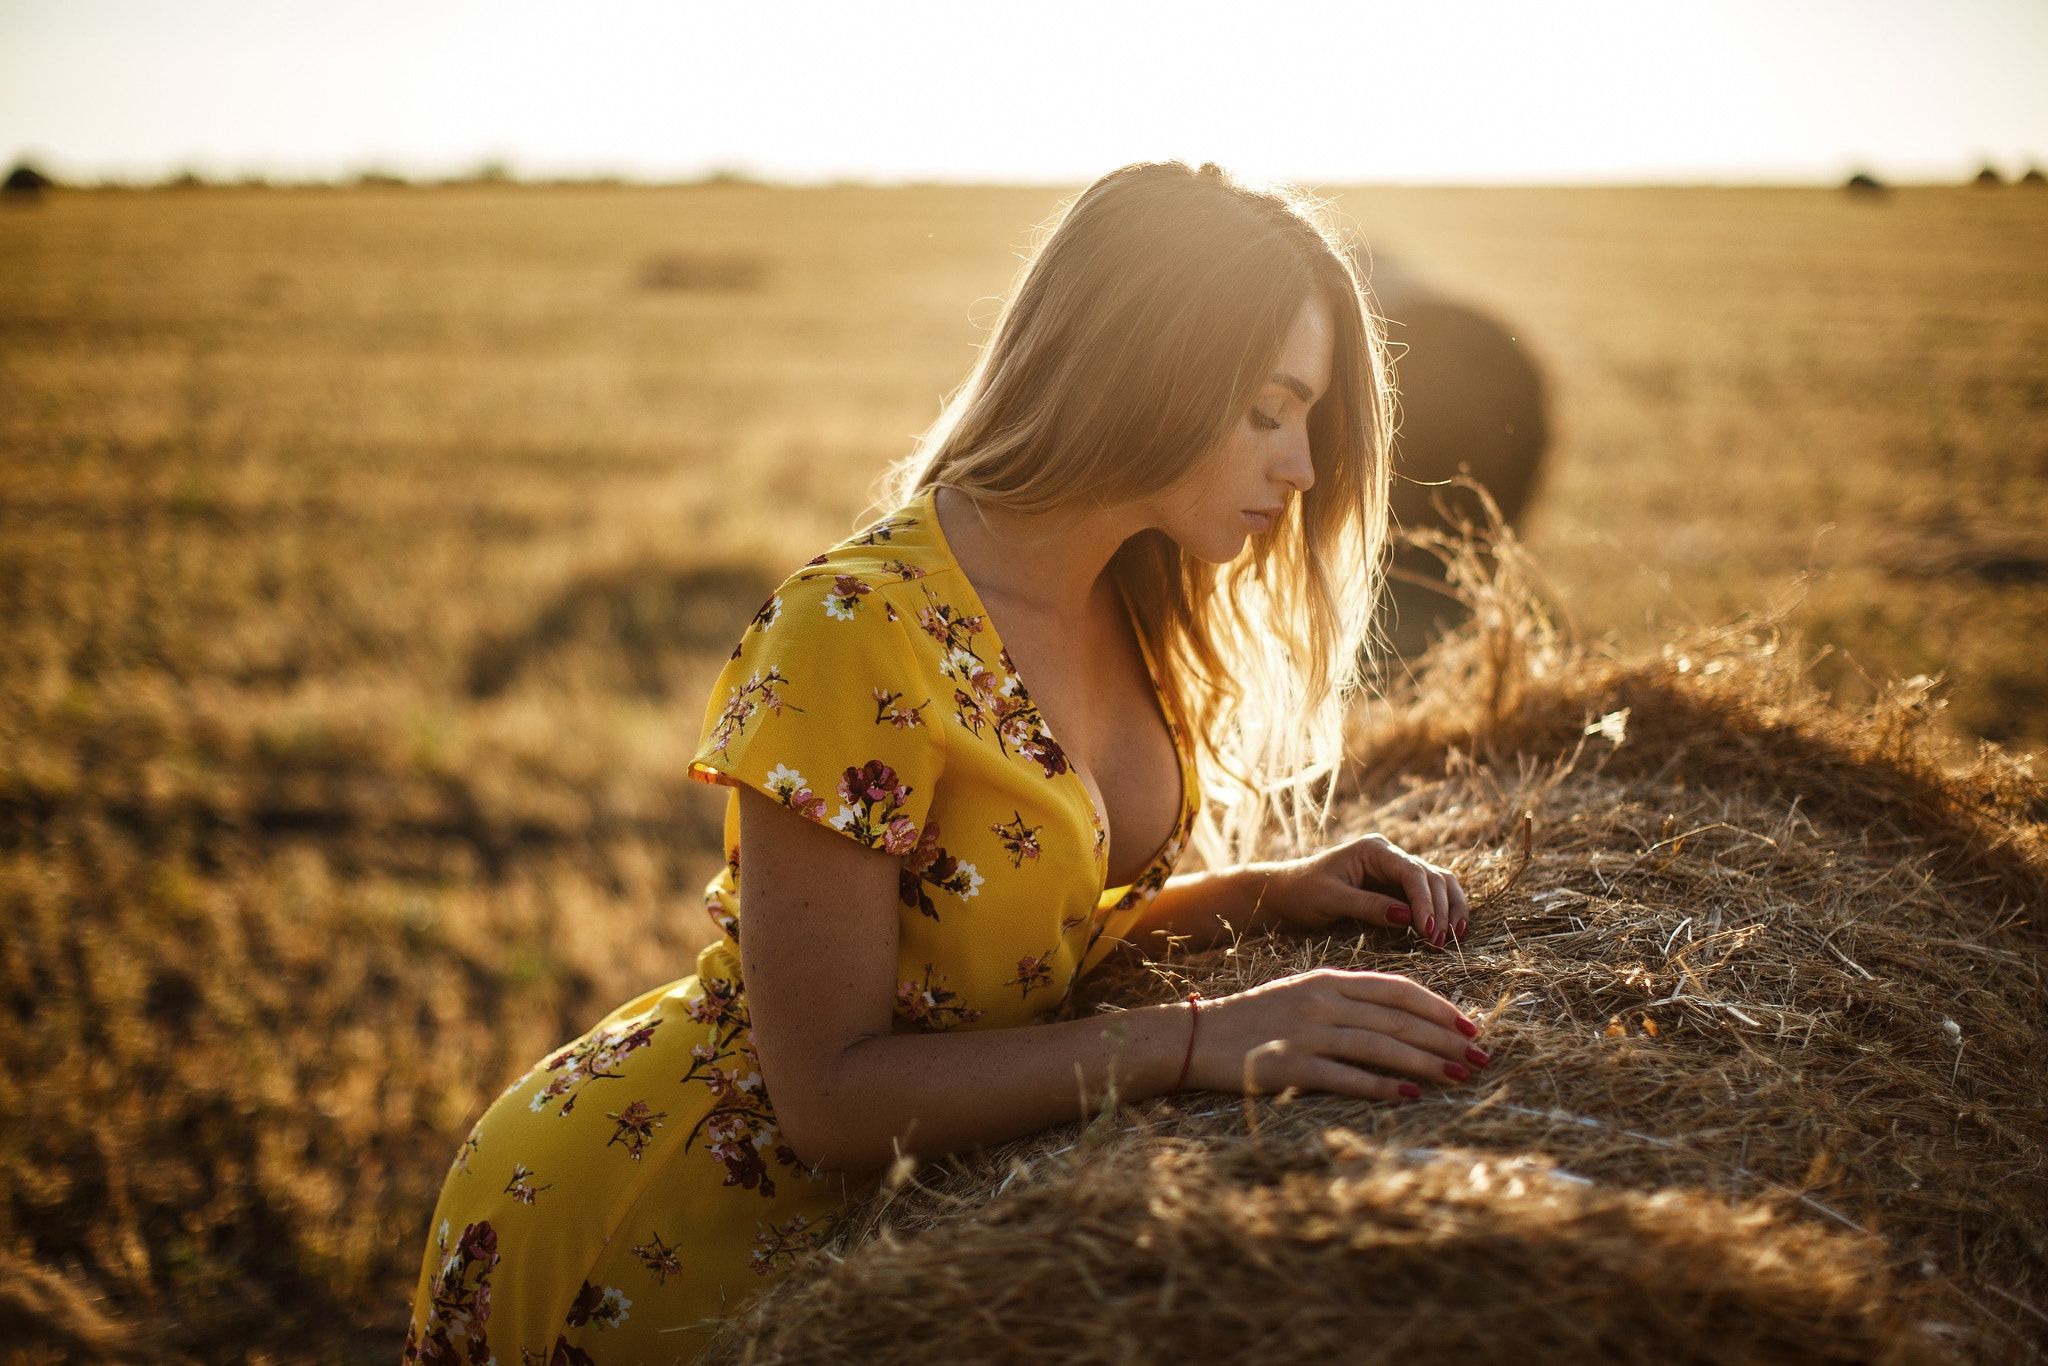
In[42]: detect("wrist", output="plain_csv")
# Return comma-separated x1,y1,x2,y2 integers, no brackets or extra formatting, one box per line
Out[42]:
1242,859,1298,930
1123,999,1202,1099
1171,990,1203,1091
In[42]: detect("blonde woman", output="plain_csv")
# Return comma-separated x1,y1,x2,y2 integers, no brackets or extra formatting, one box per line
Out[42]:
403,158,1487,1365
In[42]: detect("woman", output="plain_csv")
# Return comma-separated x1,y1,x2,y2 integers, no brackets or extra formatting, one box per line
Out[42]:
402,159,1487,1365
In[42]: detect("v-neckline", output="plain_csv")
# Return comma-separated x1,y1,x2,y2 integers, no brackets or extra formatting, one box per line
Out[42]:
916,484,1192,898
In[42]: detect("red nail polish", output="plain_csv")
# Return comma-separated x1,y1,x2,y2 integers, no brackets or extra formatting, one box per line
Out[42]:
1455,1017,1479,1038
1444,1061,1470,1082
1452,920,1468,941
1423,913,1435,938
1465,1046,1491,1068
1387,903,1412,925
1398,1082,1421,1099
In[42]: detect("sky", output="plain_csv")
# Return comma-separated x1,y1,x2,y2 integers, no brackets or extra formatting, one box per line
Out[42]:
1,0,2043,186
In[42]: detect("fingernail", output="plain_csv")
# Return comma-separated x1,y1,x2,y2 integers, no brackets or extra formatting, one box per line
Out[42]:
1386,903,1412,925
1465,1045,1491,1068
1422,913,1435,938
1398,1082,1421,1099
1443,1061,1470,1082
1455,1017,1480,1038
1453,920,1468,941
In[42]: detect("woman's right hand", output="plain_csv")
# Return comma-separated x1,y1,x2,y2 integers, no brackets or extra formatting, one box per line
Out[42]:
1181,968,1489,1101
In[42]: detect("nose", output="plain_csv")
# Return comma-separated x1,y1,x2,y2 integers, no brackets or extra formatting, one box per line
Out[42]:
1274,435,1314,496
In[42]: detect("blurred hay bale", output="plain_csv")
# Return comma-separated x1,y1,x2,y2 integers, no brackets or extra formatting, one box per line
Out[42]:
635,250,768,292
701,488,2047,1365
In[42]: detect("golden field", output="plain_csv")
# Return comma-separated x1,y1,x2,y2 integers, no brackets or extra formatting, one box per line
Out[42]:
0,181,2042,1360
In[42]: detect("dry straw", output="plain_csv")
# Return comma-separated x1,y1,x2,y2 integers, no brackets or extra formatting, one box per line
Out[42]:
701,486,2046,1365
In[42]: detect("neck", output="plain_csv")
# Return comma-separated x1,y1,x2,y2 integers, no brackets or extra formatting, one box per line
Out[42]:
932,486,1136,623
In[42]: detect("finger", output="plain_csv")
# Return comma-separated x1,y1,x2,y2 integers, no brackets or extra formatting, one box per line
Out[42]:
1395,863,1439,944
1345,887,1412,929
1329,999,1477,1068
1323,1023,1474,1087
1293,1053,1416,1103
1425,870,1451,949
1333,970,1482,1039
1446,873,1471,942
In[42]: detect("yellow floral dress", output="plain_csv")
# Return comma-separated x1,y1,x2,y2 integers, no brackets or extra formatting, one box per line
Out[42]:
402,483,1201,1364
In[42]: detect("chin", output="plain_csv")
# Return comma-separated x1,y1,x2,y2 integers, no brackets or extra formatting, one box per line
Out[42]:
1179,532,1251,567
1158,512,1258,565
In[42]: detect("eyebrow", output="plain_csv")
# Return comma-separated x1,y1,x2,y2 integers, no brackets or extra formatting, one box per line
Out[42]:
1269,372,1317,403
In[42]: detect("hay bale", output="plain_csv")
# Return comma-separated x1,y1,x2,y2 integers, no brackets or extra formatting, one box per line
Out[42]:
699,493,2048,1365
1347,252,1553,661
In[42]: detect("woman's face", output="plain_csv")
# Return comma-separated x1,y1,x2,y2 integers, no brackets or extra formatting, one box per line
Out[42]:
1154,291,1333,563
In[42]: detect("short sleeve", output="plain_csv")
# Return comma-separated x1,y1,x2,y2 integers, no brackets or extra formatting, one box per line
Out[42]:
690,571,945,857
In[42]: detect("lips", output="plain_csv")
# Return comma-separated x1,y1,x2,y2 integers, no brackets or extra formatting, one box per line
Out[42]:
1242,508,1275,532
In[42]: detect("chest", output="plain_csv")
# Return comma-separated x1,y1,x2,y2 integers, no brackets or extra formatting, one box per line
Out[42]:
985,598,1183,889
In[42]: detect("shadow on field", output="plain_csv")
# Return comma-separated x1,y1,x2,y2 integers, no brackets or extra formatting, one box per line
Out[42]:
467,558,777,701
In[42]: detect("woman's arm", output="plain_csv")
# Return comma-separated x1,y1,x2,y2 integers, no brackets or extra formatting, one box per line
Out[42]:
735,787,1485,1175
734,785,1196,1174
1121,861,1293,955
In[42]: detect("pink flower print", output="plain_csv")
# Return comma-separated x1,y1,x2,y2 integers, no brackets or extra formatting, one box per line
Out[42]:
849,514,907,547
528,1017,663,1117
632,1230,683,1286
897,821,978,919
1005,948,1056,998
503,1164,552,1205
563,1280,632,1329
991,810,1045,868
763,764,827,822
749,1209,841,1277
871,686,931,730
826,759,919,849
843,759,903,805
705,666,801,756
822,574,870,620
606,1100,668,1162
894,964,985,1031
883,815,921,856
405,1217,500,1366
682,975,746,1033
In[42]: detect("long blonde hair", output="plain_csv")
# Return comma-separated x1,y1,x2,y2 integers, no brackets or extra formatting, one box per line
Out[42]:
873,159,1397,872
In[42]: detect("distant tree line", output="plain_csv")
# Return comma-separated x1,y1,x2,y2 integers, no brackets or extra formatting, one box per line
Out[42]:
1840,159,2045,197
6,157,2046,197
1,158,777,195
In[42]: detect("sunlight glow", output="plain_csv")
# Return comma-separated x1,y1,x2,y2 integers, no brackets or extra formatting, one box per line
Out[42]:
1,0,2042,185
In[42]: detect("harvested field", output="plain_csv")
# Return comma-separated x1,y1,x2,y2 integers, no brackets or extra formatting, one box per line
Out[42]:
1,183,2042,1361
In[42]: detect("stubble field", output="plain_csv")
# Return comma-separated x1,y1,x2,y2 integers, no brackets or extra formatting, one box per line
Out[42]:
1,181,2042,1359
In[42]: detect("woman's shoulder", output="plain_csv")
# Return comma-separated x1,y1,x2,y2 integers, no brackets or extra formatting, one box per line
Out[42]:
742,503,965,650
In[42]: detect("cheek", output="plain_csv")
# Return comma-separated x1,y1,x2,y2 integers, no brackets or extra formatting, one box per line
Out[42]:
1195,431,1260,486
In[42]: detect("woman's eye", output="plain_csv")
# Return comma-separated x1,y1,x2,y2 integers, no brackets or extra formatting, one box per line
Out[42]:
1250,409,1281,431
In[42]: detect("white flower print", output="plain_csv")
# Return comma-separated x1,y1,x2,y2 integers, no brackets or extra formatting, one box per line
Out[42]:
595,1286,632,1326
822,592,855,621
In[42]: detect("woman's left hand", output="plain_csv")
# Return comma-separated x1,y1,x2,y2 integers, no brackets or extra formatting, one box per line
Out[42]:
1259,834,1470,950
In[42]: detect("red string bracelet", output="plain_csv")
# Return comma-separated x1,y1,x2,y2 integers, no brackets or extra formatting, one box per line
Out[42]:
1173,989,1203,1091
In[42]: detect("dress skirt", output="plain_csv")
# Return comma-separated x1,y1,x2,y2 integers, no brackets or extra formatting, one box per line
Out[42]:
401,940,880,1365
